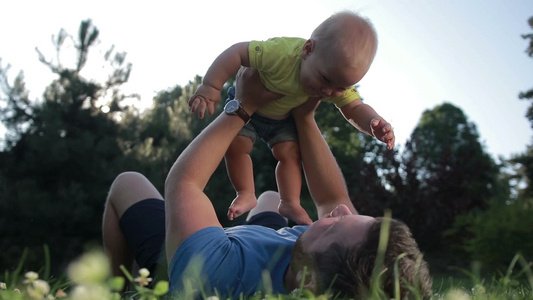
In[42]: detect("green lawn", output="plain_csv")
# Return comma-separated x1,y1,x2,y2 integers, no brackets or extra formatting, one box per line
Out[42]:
1,247,531,299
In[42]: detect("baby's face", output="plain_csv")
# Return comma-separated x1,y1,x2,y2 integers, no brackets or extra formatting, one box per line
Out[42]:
300,40,372,98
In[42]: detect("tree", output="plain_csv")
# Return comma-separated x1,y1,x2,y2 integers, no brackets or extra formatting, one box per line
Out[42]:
519,17,533,103
401,103,500,250
432,16,533,271
513,16,533,200
0,20,138,273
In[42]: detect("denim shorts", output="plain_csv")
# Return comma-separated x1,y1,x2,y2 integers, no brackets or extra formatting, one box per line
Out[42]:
226,86,298,149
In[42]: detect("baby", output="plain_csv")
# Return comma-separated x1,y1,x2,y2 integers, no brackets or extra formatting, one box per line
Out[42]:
189,11,395,225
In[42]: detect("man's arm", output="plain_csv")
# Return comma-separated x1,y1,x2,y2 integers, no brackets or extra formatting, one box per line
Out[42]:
292,99,358,218
165,68,281,262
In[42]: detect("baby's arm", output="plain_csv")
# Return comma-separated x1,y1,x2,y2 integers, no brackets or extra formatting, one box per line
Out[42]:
189,42,250,119
339,99,395,149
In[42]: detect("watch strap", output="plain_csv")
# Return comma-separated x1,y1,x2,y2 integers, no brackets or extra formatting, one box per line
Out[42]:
235,105,251,124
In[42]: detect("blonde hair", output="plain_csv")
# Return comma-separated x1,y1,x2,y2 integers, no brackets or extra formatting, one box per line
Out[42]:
311,11,378,70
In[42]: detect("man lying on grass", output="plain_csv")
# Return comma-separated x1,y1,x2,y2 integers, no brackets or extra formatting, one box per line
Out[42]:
102,67,432,299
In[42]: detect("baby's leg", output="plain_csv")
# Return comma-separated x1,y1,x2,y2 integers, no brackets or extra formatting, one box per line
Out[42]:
272,141,312,225
225,135,257,220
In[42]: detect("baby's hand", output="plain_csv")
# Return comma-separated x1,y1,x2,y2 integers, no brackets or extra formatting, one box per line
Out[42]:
371,117,395,150
188,84,221,119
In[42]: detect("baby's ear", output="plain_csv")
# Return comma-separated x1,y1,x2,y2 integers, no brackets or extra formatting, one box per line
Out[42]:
301,39,315,59
295,268,318,292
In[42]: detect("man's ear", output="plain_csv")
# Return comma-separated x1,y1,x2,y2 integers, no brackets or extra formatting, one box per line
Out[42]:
301,39,315,59
295,269,318,292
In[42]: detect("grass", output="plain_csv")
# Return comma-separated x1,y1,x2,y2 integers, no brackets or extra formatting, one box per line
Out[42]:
1,246,531,299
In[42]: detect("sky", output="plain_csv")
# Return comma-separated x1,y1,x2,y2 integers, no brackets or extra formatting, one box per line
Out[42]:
1,0,532,159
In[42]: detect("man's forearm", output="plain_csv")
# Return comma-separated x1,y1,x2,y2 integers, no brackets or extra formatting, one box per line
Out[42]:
166,113,247,193
164,111,249,255
294,110,357,218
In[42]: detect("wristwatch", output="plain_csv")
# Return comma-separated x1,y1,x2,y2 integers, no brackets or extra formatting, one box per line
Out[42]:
224,99,251,124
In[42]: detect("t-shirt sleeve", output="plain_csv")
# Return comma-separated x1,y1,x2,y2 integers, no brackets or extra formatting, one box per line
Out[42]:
248,38,300,80
168,227,242,297
324,87,362,108
249,40,265,70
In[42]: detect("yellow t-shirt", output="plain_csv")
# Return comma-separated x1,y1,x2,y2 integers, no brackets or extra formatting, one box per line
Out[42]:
249,37,361,117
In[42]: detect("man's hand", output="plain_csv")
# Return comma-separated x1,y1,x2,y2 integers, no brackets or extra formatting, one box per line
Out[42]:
370,117,395,150
235,67,283,112
189,84,221,119
291,97,321,121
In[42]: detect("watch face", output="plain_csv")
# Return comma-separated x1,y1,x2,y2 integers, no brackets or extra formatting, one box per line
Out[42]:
225,99,239,113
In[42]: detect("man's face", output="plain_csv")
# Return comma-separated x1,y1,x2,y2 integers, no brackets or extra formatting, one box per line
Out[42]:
299,40,366,98
296,204,375,254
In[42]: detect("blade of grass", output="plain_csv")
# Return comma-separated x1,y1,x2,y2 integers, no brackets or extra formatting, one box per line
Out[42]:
370,209,392,298
393,253,407,300
119,265,134,282
43,244,50,280
9,248,28,287
261,269,273,296
501,254,521,289
517,254,533,289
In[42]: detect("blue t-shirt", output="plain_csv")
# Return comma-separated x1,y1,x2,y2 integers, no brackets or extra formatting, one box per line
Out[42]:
168,225,308,299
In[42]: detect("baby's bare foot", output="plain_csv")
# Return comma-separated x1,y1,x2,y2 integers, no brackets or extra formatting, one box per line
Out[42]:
227,193,257,220
278,201,312,225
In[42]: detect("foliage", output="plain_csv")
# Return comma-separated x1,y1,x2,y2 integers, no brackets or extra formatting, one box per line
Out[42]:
450,197,533,270
398,103,500,250
519,17,533,103
513,17,533,200
0,20,140,273
443,17,533,271
121,78,202,193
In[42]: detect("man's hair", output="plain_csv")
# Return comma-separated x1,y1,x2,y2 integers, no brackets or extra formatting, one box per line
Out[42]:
311,10,378,70
313,217,433,299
